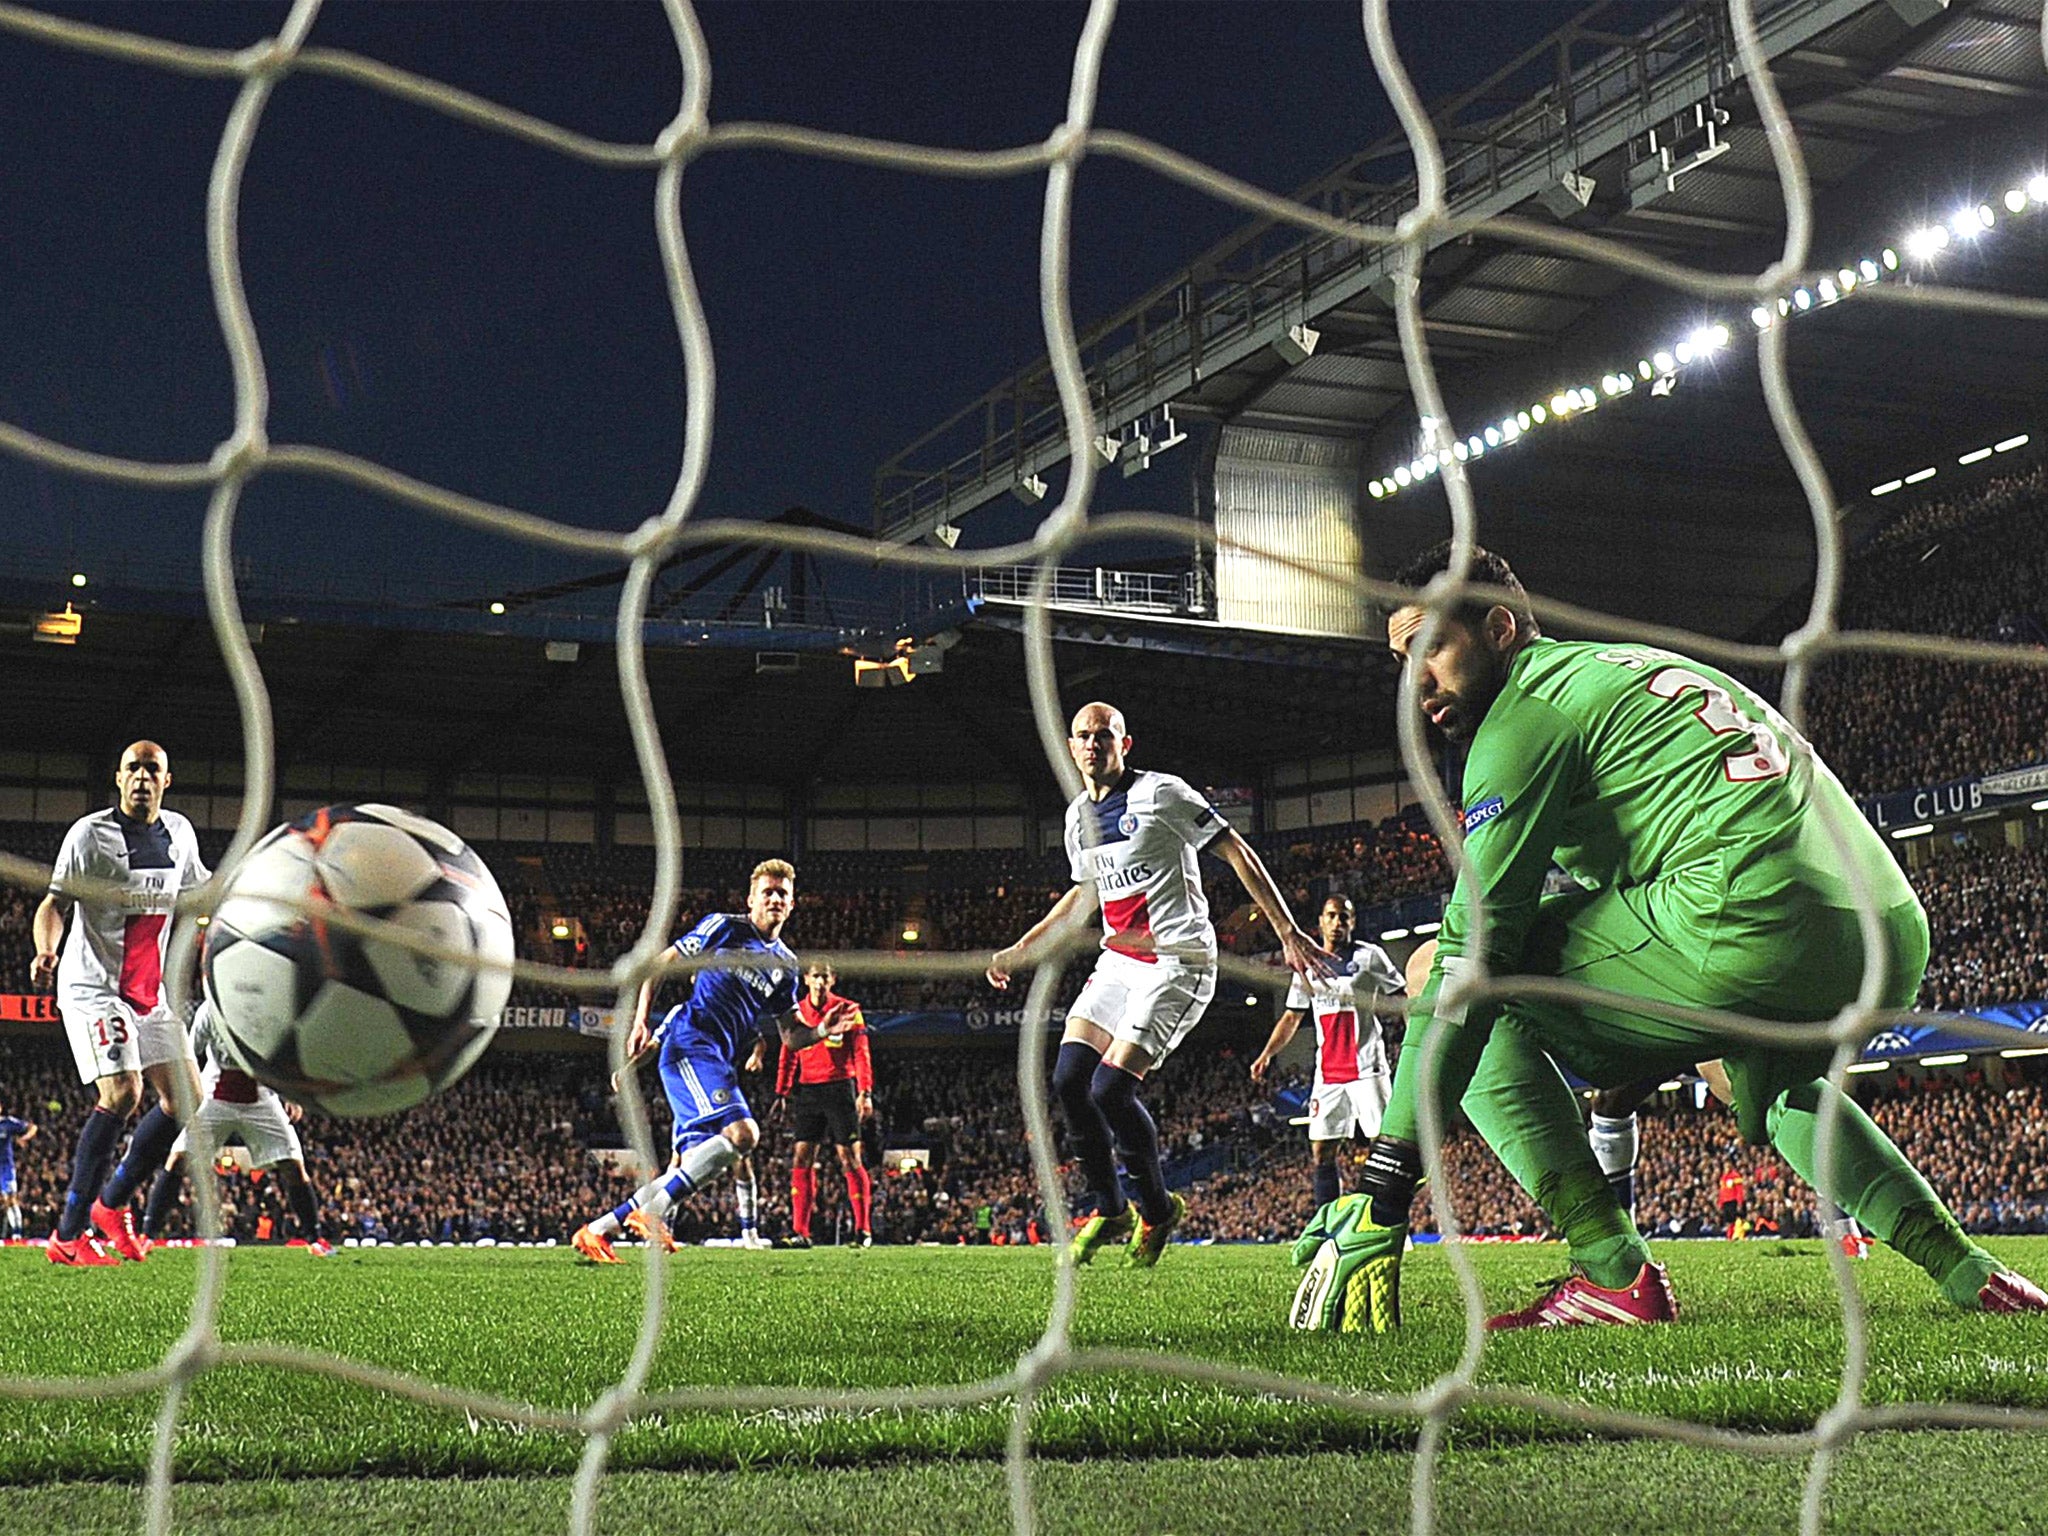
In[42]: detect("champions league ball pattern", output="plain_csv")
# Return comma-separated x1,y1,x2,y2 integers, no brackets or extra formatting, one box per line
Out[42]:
202,804,516,1117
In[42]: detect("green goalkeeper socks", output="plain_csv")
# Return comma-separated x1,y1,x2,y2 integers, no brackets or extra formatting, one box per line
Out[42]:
1538,1165,1653,1290
1765,1080,1993,1304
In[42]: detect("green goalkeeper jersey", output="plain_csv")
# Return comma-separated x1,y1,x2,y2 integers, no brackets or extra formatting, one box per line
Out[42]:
1432,636,1916,981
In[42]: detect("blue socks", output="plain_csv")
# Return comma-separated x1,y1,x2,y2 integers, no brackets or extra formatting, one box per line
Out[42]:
1053,1041,1124,1216
101,1104,181,1211
143,1165,183,1239
1312,1157,1341,1210
58,1107,126,1240
1089,1060,1172,1226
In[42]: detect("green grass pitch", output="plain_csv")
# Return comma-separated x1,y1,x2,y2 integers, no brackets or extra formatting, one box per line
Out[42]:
6,1239,2048,1533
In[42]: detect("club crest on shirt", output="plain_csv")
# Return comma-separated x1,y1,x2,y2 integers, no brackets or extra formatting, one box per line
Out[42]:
1118,811,1139,836
711,1087,731,1105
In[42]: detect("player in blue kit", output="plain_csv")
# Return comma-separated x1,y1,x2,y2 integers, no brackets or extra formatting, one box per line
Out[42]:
573,859,852,1262
0,1101,38,1242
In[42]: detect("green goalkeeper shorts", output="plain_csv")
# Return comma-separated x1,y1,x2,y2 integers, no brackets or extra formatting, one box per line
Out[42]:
1458,873,1929,1146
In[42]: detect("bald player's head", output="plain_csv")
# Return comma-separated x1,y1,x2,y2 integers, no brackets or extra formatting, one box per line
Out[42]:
115,740,171,823
1067,701,1131,790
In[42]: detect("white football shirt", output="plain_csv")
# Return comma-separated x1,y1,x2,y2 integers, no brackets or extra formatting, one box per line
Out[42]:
1064,769,1225,963
50,807,209,1012
1285,939,1405,1085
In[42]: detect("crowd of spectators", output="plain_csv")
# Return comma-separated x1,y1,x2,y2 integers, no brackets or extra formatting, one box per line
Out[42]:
7,459,2048,1251
11,1022,2048,1249
1803,457,2048,796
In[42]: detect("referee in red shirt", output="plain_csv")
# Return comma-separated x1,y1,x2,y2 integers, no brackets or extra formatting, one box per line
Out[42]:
778,962,875,1247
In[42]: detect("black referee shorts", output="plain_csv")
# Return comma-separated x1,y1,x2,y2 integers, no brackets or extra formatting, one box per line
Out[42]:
792,1079,859,1146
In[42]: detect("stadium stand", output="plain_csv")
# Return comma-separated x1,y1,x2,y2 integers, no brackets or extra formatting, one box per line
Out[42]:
5,464,2048,1252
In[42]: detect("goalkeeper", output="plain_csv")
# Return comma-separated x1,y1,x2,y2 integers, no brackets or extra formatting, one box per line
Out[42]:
1292,543,2047,1332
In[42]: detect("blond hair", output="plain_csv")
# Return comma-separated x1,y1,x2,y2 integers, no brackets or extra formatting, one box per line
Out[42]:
750,857,795,889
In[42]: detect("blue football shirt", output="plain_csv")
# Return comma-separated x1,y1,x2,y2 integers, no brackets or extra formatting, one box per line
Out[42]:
0,1117,28,1181
653,913,799,1067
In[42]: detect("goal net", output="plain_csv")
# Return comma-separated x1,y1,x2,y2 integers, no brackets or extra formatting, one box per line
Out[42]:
2,2,2047,1534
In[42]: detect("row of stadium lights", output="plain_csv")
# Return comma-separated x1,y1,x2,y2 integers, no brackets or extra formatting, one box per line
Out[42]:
1849,1048,2048,1072
1866,430,2031,500
1367,170,2048,503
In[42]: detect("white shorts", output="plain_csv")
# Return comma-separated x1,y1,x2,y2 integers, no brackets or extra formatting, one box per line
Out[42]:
170,1094,303,1169
1307,1073,1391,1142
60,989,191,1085
1069,949,1216,1067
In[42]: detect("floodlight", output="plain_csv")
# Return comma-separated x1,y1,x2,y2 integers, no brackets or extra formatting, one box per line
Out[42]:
1484,426,1501,447
1871,479,1903,496
1271,323,1319,366
1393,465,1412,486
1792,289,1812,310
1838,268,1857,291
1881,248,1900,270
1904,226,1947,260
1121,430,1153,477
1903,467,1937,485
2006,188,2029,214
488,601,506,615
1534,171,1595,219
1516,411,1532,431
1858,259,1879,282
2030,174,2048,204
1996,434,2030,453
1751,306,1772,329
1817,279,1837,303
1369,480,1388,499
1653,349,1675,371
1013,475,1048,506
69,572,86,588
1089,435,1120,466
1959,447,1992,466
1531,405,1547,424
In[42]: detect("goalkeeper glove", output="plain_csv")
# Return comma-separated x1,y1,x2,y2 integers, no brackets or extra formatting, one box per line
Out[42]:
1288,1193,1406,1334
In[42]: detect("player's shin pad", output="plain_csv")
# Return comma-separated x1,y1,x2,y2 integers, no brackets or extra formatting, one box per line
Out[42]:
1288,1193,1406,1333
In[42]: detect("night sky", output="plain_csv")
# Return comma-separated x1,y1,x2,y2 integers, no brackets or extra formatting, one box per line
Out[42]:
0,0,1594,614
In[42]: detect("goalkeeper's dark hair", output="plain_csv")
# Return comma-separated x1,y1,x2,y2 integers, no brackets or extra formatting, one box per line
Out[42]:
1390,541,1540,639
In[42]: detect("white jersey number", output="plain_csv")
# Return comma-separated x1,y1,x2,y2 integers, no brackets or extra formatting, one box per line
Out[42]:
1646,666,1790,783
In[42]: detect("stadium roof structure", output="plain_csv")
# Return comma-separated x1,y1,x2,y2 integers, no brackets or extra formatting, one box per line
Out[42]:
0,596,1389,801
874,0,2048,640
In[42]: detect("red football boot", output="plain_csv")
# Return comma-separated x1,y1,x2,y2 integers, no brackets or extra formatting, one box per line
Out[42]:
1980,1271,2048,1313
1486,1261,1679,1331
46,1231,120,1267
90,1199,151,1264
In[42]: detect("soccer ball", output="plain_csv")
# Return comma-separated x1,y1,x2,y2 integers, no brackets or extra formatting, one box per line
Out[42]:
202,803,516,1116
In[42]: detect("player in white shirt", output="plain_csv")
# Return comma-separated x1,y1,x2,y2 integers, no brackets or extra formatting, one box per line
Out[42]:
1250,896,1406,1211
141,1001,332,1256
30,741,209,1266
988,702,1329,1267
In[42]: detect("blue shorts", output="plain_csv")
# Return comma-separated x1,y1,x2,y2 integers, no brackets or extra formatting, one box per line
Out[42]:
658,1046,752,1153
0,1168,14,1198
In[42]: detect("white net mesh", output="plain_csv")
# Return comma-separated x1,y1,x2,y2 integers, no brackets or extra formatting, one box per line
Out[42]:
3,0,2048,1532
